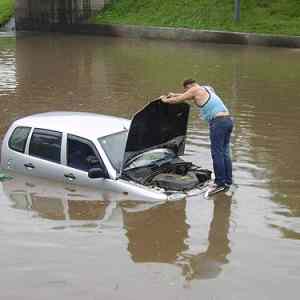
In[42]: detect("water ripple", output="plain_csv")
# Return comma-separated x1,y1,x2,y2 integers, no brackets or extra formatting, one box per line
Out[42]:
0,48,16,95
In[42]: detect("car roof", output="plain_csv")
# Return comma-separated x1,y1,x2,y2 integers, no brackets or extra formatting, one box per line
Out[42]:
14,112,130,140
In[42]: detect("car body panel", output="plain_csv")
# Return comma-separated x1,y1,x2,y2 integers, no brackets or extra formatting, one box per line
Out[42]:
1,113,127,180
2,170,173,202
1,172,170,230
13,111,131,142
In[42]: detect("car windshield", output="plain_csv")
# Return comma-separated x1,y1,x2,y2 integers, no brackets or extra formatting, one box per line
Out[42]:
125,148,176,170
98,130,128,173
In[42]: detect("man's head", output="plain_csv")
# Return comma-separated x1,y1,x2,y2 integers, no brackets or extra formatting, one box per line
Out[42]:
182,79,197,91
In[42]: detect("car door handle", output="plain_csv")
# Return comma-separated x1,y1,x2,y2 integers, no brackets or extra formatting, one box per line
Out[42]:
64,173,76,181
24,163,35,170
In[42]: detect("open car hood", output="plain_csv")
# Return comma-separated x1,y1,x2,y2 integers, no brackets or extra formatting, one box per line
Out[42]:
123,99,190,168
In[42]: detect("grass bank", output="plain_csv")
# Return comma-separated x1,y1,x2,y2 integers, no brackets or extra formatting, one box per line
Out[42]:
94,0,300,36
0,0,14,27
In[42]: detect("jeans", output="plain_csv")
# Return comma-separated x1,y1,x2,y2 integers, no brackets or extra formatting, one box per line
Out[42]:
209,116,234,186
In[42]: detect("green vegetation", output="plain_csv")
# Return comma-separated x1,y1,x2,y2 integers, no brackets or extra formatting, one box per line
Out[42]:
0,0,14,26
94,0,300,36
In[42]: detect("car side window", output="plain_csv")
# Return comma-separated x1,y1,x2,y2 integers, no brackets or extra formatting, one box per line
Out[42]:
29,129,62,164
8,126,31,153
67,135,103,172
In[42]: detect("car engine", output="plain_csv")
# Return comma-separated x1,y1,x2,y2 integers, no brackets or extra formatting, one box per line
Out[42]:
122,158,211,191
151,172,199,191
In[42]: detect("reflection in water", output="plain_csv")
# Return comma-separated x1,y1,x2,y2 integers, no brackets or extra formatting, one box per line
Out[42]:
180,196,231,280
122,201,189,264
3,173,232,281
2,173,114,226
9,190,109,222
122,196,231,281
0,38,16,96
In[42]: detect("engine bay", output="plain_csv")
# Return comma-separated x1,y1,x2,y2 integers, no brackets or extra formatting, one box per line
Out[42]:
122,158,211,191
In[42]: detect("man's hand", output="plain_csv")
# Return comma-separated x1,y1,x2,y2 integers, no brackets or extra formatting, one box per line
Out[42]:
160,95,170,103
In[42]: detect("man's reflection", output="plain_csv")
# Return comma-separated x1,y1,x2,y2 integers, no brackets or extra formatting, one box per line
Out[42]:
181,195,232,280
122,195,232,281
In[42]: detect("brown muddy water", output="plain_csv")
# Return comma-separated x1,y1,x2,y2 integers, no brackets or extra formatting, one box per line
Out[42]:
0,34,300,300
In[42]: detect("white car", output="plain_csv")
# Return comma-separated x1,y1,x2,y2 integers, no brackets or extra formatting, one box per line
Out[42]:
1,100,211,201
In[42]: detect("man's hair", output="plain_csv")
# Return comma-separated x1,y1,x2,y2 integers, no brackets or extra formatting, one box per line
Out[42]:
183,79,197,88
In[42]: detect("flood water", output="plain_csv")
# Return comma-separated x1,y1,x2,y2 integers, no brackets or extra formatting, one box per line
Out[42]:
0,34,300,299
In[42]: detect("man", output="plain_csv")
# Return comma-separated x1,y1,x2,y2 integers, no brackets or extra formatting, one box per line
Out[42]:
161,79,234,195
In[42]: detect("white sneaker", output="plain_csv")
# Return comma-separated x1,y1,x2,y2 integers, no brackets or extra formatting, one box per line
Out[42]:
205,183,227,198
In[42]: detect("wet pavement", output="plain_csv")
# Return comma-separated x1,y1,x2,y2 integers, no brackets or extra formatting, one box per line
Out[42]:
0,34,299,299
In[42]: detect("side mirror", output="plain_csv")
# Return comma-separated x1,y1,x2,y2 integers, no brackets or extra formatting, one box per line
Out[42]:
88,168,106,179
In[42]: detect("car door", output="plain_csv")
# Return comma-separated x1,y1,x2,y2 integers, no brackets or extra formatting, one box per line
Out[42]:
3,126,32,172
63,134,108,188
24,128,66,181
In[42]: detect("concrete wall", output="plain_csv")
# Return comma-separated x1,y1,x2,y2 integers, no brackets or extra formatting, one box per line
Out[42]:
26,23,300,49
16,0,110,30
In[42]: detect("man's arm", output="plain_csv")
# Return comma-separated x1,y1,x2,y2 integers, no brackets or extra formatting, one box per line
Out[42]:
167,92,182,97
161,87,196,104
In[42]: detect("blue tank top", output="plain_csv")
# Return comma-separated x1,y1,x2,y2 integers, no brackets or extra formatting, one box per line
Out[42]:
199,86,229,122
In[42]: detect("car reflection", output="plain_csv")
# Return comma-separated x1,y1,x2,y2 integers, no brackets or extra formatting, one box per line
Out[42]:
2,171,232,280
2,172,121,223
121,194,232,280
